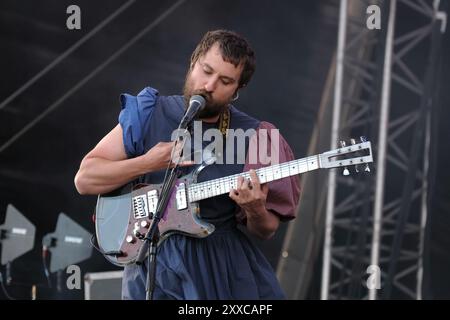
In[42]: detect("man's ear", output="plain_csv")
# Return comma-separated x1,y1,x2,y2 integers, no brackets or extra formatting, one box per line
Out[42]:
232,90,240,101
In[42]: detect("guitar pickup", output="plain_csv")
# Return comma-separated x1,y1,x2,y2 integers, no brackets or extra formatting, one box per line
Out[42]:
147,189,159,217
176,183,188,210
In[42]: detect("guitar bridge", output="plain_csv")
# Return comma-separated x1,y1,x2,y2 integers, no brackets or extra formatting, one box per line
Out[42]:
132,190,159,219
132,195,149,219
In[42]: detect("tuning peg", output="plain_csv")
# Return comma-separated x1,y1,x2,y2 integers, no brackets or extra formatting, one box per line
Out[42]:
340,141,346,148
360,136,367,143
364,164,371,173
350,138,356,145
343,167,350,176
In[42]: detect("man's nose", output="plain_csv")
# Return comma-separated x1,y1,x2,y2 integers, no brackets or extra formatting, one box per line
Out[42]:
204,77,218,93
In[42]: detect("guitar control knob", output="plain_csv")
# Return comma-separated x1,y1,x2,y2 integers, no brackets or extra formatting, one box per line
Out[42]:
133,229,145,239
140,220,149,228
126,235,135,243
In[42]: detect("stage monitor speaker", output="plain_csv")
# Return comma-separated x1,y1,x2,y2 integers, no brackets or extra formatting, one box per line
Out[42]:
84,270,123,300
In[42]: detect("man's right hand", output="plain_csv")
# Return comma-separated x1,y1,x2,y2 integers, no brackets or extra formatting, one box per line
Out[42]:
142,141,195,172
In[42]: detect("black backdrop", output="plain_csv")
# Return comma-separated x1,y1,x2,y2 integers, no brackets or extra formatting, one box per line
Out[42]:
0,0,448,299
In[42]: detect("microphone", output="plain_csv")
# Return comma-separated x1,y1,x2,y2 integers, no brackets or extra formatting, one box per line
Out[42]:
179,95,206,129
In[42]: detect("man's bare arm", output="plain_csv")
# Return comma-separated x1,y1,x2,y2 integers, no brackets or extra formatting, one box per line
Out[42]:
74,124,192,195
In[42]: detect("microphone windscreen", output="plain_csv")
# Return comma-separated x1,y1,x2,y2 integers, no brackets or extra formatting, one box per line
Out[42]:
189,95,206,110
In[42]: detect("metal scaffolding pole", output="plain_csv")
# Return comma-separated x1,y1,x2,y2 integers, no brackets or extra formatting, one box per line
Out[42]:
369,0,396,301
320,0,348,301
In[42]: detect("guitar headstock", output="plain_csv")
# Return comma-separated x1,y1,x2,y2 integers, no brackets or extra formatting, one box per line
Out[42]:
319,137,373,174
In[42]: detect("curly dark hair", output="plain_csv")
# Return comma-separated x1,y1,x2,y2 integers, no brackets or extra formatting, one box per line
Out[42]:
190,29,256,89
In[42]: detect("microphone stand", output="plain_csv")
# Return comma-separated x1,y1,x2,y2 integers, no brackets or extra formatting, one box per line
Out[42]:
135,164,181,300
135,95,204,300
135,128,191,301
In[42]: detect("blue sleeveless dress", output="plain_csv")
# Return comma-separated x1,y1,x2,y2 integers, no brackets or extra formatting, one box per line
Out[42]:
118,87,290,300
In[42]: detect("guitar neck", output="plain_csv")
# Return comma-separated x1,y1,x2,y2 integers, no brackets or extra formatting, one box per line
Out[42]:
188,155,320,202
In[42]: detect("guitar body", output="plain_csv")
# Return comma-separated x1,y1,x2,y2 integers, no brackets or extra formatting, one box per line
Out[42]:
95,163,215,266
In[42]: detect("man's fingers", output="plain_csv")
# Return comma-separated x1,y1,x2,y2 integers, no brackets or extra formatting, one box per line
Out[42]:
179,160,195,167
261,182,269,195
241,177,249,190
236,176,244,189
247,178,253,190
169,160,195,168
249,170,261,189
229,189,239,201
174,142,183,154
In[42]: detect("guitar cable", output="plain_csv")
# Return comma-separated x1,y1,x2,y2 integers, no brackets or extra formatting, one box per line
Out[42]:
89,233,123,257
0,268,16,300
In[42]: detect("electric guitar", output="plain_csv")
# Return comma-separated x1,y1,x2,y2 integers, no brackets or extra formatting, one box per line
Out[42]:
95,138,373,266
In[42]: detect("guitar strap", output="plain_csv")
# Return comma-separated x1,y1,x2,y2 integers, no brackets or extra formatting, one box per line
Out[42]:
218,105,231,137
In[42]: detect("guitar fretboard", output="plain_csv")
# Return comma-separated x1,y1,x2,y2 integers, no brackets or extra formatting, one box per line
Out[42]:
188,155,320,202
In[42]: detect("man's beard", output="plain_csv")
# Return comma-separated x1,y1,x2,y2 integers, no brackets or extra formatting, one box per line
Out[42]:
183,71,232,119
